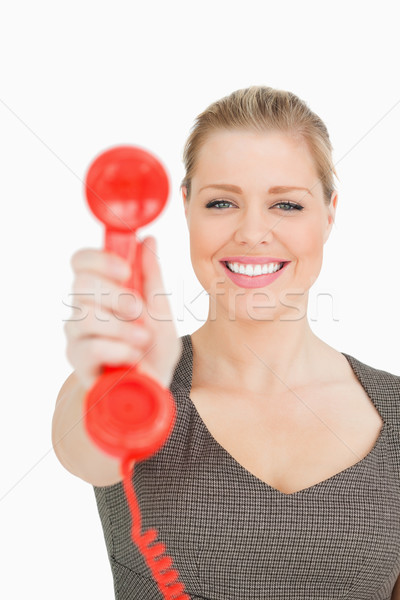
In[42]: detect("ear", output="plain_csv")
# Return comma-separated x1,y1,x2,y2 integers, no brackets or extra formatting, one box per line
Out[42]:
181,186,188,219
323,191,338,244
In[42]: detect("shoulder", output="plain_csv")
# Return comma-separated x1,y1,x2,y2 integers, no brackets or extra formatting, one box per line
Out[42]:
342,351,400,426
342,351,400,389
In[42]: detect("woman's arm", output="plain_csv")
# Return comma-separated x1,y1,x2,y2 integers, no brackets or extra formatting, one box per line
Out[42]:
52,371,123,487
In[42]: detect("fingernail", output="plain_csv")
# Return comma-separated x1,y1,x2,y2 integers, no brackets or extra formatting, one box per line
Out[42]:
145,236,157,254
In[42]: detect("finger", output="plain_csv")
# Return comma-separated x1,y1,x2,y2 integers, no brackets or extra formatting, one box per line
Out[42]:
141,236,174,323
71,272,144,320
71,248,131,283
141,236,162,293
66,337,147,388
64,311,152,347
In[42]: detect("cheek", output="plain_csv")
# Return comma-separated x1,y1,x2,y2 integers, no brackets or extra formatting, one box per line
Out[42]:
188,226,213,280
187,221,227,290
288,218,325,259
189,220,225,258
188,227,205,261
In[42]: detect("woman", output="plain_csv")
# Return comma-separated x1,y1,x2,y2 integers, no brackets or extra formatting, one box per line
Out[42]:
52,86,400,599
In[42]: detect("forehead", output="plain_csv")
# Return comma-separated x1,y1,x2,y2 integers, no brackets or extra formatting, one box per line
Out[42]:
193,129,320,190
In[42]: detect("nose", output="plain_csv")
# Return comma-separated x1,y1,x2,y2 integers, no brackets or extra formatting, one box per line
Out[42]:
233,204,275,246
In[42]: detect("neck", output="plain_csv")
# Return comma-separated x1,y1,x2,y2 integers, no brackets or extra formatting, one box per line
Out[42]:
191,309,326,397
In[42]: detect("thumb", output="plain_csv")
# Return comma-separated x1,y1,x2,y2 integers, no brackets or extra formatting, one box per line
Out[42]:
141,236,171,321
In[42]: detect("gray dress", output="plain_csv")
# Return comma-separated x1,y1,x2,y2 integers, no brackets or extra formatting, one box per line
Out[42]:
94,334,400,599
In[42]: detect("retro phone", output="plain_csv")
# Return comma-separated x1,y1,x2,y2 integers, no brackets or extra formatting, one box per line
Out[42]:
83,146,189,600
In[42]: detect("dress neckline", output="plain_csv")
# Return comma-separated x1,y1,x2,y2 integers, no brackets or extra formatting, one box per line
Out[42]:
180,333,387,497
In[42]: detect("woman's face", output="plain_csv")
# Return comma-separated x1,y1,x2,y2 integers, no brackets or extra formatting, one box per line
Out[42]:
183,128,337,322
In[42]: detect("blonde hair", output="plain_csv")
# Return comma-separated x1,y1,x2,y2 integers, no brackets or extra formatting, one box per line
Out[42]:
181,86,338,205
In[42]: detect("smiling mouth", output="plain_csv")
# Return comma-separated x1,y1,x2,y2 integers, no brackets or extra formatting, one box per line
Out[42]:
223,261,287,277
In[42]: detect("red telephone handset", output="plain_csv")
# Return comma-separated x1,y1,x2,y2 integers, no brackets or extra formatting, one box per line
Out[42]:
83,146,189,600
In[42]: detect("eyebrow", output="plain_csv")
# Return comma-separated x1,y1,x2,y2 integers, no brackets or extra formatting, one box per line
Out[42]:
198,183,313,196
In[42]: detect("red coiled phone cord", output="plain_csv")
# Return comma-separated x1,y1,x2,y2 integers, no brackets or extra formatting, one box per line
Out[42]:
121,459,190,600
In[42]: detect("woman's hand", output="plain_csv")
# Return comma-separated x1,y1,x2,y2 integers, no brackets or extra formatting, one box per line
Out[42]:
64,236,182,391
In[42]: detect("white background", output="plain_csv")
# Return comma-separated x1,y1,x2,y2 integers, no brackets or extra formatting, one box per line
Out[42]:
0,1,399,598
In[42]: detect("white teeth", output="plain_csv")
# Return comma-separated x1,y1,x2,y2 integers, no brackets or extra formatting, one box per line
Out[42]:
226,261,284,276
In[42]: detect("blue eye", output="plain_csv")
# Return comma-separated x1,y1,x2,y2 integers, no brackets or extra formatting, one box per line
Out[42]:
274,202,303,211
205,200,234,209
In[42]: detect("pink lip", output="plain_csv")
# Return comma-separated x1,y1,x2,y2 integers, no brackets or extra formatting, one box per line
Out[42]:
220,256,289,264
220,260,290,289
